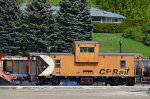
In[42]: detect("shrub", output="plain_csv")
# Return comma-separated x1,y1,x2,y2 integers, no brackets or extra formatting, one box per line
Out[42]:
143,34,150,46
122,19,150,28
142,23,150,46
122,23,150,46
122,27,143,42
93,19,150,33
93,23,123,33
142,23,150,33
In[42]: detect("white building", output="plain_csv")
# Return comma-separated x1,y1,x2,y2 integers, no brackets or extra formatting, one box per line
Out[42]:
51,7,126,23
90,8,126,23
21,6,126,23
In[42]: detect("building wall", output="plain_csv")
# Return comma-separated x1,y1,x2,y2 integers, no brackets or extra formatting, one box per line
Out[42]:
92,16,123,23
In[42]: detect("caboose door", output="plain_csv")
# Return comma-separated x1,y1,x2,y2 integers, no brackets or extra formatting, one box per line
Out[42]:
54,59,61,76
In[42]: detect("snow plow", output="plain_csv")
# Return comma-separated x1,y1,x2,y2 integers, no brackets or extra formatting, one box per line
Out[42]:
0,53,17,86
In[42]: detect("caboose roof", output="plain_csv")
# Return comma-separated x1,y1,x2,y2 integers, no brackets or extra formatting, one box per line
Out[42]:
29,52,73,56
74,41,98,44
29,52,142,56
100,53,142,56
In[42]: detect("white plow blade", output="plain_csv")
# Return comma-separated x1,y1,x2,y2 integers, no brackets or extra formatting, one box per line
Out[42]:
39,55,54,76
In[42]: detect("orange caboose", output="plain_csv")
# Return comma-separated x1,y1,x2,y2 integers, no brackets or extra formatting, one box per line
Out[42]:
28,41,142,86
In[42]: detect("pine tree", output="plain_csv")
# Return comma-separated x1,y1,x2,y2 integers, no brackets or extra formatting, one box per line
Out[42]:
57,0,93,52
21,0,64,55
0,0,21,55
46,21,65,52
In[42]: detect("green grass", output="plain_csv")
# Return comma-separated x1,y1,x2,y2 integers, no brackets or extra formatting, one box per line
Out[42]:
19,0,61,5
48,0,61,6
20,0,96,6
92,33,150,57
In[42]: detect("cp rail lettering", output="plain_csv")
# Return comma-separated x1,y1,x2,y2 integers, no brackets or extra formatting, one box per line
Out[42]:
99,69,130,75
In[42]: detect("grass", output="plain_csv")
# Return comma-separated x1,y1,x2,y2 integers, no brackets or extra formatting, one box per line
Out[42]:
48,0,61,6
20,0,96,6
92,33,150,57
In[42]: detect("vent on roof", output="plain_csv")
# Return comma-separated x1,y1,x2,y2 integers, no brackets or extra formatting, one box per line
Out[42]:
103,11,107,14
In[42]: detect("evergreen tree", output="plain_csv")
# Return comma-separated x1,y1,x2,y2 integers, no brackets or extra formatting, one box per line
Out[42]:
57,0,93,52
46,20,65,52
0,0,21,55
21,0,64,55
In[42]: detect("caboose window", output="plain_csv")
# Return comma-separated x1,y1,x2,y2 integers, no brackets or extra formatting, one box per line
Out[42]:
80,47,94,53
80,47,87,53
120,60,126,68
55,60,61,68
88,48,94,53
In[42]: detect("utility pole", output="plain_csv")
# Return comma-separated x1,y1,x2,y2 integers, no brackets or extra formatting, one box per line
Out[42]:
119,40,123,53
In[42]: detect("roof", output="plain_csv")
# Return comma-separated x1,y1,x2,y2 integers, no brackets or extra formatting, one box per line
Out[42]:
74,41,98,44
30,52,73,56
90,8,125,18
2,56,27,60
20,6,125,19
51,7,125,18
30,52,142,57
100,53,142,56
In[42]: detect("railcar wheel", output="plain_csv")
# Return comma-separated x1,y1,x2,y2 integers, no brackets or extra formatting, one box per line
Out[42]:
109,78,120,86
38,78,45,85
51,79,60,85
126,78,135,86
79,77,94,85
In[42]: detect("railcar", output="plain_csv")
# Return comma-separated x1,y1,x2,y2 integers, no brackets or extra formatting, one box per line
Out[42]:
27,41,143,86
135,58,150,82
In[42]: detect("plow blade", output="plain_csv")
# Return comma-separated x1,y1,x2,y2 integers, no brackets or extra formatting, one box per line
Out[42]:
0,70,16,86
0,77,15,86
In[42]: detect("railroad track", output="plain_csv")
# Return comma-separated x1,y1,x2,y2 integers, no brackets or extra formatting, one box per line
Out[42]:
10,80,150,86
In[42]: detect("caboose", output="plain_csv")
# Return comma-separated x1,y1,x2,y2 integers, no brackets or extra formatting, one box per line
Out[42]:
28,41,142,86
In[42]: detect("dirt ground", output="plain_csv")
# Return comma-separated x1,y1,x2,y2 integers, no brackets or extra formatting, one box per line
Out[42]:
0,86,150,99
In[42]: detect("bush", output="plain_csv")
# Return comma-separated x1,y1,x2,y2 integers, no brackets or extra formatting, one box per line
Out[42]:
143,34,150,46
122,27,143,42
122,23,150,46
93,23,123,33
122,19,150,28
142,23,150,34
93,19,150,33
142,23,150,46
